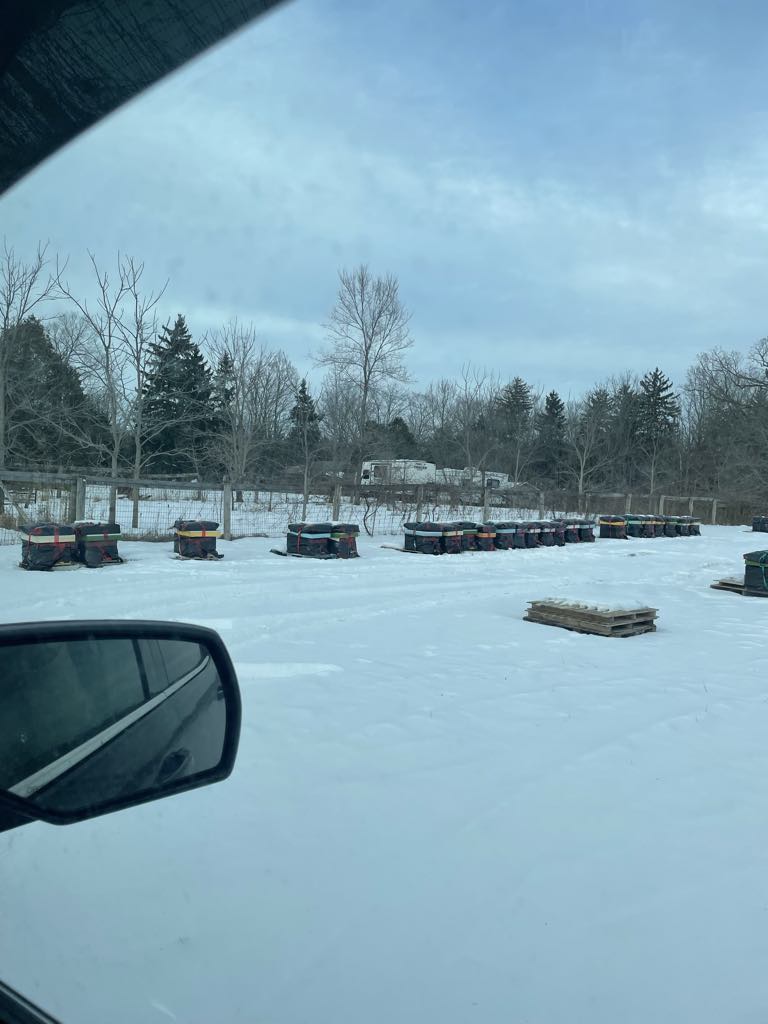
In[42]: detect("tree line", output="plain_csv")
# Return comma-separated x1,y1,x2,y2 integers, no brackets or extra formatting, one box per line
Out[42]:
1,242,765,503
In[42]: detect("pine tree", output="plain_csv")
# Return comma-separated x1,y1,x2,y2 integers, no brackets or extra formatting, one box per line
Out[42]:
142,314,213,474
211,352,236,413
387,416,416,458
497,377,533,423
288,378,322,457
636,368,679,492
5,316,101,468
288,378,323,518
536,389,566,485
609,380,641,488
637,368,679,439
206,352,237,477
495,377,535,481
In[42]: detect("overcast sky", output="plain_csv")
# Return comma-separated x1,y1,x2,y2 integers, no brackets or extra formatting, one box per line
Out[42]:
2,0,767,397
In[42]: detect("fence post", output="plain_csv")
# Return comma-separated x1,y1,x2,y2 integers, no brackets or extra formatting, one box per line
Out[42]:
75,477,86,520
711,498,718,524
688,496,695,515
332,483,342,521
415,485,424,522
222,481,232,541
482,484,490,522
66,479,78,523
108,486,117,524
658,495,665,515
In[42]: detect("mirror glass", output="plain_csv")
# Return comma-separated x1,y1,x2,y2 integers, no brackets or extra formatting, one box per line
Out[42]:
0,636,227,815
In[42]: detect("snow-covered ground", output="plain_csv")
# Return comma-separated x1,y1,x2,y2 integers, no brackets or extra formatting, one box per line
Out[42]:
1,526,767,1024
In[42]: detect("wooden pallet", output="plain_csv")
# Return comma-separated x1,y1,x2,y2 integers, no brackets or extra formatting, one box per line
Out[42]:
710,578,745,595
270,548,338,560
524,601,658,638
380,544,443,554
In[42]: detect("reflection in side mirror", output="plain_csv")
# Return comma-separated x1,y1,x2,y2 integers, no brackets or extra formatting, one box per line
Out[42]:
0,622,241,831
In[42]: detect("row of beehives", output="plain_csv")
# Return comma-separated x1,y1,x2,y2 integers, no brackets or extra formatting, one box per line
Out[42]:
598,514,701,539
18,520,223,570
402,519,595,554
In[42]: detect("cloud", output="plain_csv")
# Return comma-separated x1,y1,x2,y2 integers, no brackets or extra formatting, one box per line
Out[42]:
3,1,768,395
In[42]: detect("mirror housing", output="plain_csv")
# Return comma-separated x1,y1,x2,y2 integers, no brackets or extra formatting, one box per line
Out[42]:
0,621,241,831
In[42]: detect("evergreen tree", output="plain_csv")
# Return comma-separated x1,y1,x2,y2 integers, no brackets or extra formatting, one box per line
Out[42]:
542,389,566,426
142,314,213,474
497,376,533,420
288,378,322,458
636,368,679,492
496,377,536,481
211,351,236,412
288,378,323,517
4,316,102,468
609,380,641,488
637,368,679,439
387,416,416,458
535,389,566,485
205,351,237,477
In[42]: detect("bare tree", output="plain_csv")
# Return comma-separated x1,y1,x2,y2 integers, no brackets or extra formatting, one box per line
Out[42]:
205,321,298,483
0,241,62,467
206,321,263,483
403,391,432,450
421,377,459,467
368,381,408,427
454,364,501,482
47,310,92,366
318,365,361,475
250,348,298,450
563,395,614,497
316,264,412,482
57,253,166,521
683,347,768,501
119,259,166,525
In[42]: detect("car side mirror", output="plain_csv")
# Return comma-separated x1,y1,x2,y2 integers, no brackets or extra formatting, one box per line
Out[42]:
0,621,241,832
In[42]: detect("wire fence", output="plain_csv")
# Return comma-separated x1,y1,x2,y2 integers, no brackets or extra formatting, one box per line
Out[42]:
0,476,548,545
0,471,750,546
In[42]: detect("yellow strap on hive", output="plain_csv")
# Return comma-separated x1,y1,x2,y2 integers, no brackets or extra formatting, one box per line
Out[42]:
176,529,221,538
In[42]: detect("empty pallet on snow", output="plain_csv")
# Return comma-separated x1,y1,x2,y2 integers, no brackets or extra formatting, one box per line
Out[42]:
524,600,658,637
710,578,745,595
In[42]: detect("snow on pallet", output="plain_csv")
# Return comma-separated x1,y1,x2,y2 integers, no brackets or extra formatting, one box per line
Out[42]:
524,599,658,637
